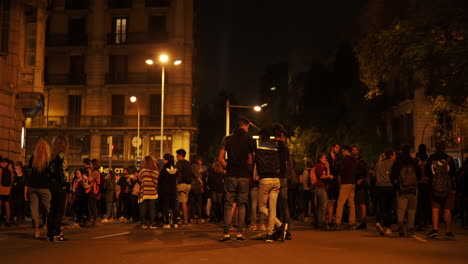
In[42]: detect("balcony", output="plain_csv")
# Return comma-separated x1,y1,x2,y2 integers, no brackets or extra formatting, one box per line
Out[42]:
108,0,132,8
107,32,168,45
65,0,89,10
105,72,167,84
145,0,171,7
29,115,194,129
46,34,88,46
45,73,86,85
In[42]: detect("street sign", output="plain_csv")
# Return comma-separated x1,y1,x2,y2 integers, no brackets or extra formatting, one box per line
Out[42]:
132,136,142,147
136,157,142,169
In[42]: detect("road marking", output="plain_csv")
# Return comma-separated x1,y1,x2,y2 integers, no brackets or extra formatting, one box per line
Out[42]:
411,235,428,243
92,232,130,240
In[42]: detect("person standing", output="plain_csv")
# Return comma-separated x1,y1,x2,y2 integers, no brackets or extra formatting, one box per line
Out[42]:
0,158,14,226
391,145,420,236
311,154,335,229
12,162,27,225
137,156,159,229
426,141,457,238
334,146,358,228
159,153,178,228
47,135,70,242
352,145,369,229
206,160,225,223
374,150,396,236
218,118,255,242
26,138,52,238
102,170,117,222
325,144,340,225
176,149,192,225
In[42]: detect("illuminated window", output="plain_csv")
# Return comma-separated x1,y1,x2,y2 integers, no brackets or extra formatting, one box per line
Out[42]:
113,17,127,44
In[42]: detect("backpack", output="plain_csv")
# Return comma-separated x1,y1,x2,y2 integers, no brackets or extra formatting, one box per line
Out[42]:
1,167,12,187
431,158,452,198
399,164,417,194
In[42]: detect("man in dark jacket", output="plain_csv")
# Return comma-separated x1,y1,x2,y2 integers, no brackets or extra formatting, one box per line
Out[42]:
425,141,457,238
334,146,358,228
390,145,421,236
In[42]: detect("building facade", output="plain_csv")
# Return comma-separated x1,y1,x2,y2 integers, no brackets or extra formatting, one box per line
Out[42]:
0,0,47,162
26,0,196,168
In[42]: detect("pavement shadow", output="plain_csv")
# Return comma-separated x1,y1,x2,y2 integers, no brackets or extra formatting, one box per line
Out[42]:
3,232,47,241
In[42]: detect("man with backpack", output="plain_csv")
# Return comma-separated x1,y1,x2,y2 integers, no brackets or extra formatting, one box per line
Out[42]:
391,145,421,237
425,141,457,238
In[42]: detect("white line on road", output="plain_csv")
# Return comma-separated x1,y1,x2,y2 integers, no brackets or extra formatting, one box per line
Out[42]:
411,235,428,243
92,232,130,240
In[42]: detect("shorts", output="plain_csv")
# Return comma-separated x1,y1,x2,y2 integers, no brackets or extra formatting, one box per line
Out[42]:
177,183,191,203
431,192,455,210
0,195,10,202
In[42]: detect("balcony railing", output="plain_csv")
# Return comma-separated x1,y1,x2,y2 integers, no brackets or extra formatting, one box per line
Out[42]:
45,73,86,85
107,32,168,45
29,115,194,128
105,72,167,84
145,0,171,7
46,34,88,46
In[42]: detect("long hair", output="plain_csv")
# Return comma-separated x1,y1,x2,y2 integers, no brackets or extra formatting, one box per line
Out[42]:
32,138,51,173
52,135,69,156
143,156,158,171
212,160,224,174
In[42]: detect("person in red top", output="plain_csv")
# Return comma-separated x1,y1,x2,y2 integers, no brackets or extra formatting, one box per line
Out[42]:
311,153,335,229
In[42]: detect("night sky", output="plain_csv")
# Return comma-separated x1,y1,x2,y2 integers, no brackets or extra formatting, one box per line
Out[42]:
195,0,368,105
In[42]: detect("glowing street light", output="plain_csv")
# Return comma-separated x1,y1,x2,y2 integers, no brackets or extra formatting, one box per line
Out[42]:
129,96,141,162
225,99,265,136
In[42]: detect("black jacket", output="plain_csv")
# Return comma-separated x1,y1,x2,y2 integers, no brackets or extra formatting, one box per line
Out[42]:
390,153,421,192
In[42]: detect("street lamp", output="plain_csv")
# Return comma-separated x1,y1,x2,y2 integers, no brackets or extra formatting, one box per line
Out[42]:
130,96,141,161
225,98,263,136
146,54,182,158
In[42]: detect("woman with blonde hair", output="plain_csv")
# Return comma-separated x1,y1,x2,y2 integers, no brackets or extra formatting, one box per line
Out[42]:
26,138,52,238
137,156,159,229
48,135,69,242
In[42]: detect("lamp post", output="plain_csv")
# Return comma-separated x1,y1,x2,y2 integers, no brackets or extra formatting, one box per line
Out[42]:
225,98,263,136
146,55,182,158
130,96,141,161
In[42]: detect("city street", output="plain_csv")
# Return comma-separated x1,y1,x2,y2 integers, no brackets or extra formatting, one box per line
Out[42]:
1,220,467,264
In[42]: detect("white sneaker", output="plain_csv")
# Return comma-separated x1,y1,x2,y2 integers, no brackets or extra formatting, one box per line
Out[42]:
101,219,109,223
173,224,178,229
163,224,171,229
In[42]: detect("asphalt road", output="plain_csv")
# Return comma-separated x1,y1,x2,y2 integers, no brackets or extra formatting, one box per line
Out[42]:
1,220,467,264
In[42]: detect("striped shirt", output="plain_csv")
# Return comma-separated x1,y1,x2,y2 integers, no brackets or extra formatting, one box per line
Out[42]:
138,168,159,203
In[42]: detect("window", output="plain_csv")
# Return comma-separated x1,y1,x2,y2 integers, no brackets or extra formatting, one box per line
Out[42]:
0,0,10,55
69,18,86,45
111,95,125,126
149,94,161,126
108,55,128,83
100,135,124,160
148,16,166,33
112,17,127,44
68,95,82,127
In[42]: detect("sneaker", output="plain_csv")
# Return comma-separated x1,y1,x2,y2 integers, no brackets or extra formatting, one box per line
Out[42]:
285,231,292,240
139,224,149,229
162,224,171,229
149,224,158,229
385,227,392,236
259,224,267,231
356,222,367,230
407,228,415,237
427,229,440,238
236,234,247,242
376,223,385,236
385,228,392,236
249,225,258,231
265,235,274,243
198,219,205,224
445,232,455,238
172,224,178,229
101,219,109,223
219,234,231,242
54,232,65,242
34,229,41,238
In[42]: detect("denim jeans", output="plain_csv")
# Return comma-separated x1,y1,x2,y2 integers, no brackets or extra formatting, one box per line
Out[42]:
397,191,417,229
28,187,51,229
223,177,249,234
259,178,282,235
139,199,156,225
315,187,328,227
250,186,265,226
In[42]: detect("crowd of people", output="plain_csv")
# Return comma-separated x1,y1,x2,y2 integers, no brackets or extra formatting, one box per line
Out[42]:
0,119,467,243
